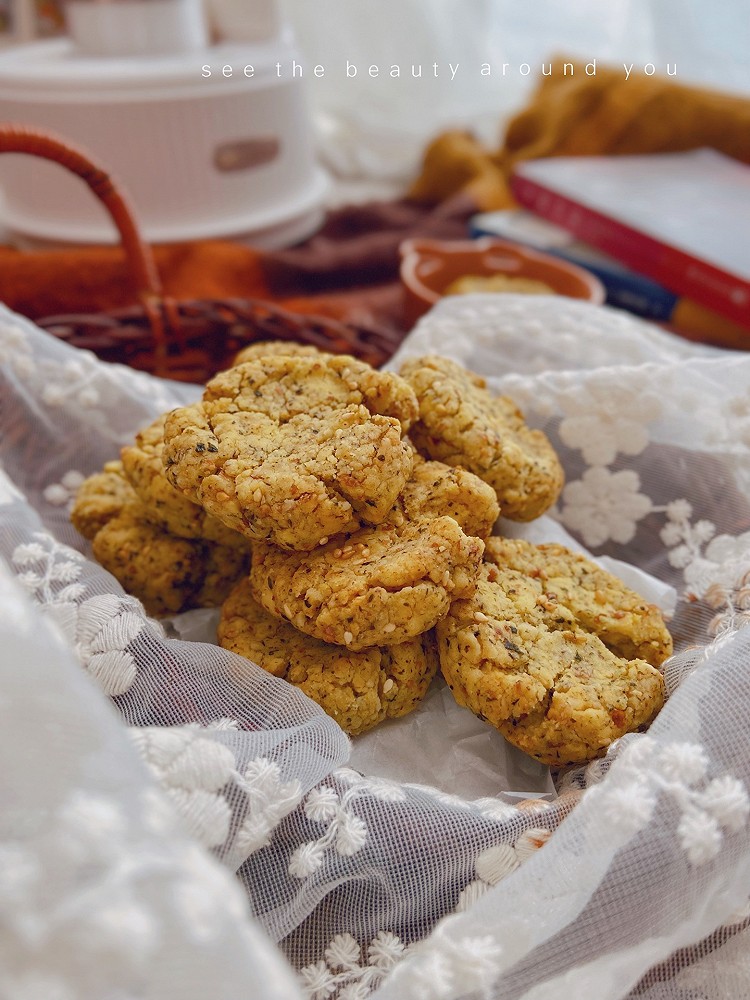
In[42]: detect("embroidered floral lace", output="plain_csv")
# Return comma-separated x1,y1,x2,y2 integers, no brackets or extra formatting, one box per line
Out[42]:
1,296,749,1000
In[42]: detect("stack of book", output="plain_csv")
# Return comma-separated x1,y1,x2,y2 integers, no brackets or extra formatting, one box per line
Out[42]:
471,148,750,348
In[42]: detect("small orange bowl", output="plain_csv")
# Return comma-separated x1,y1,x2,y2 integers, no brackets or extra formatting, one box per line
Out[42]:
399,236,606,328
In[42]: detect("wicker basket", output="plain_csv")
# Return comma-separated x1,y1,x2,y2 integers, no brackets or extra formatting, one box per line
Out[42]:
0,125,404,382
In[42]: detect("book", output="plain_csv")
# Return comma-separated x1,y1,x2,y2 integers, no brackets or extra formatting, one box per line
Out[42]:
510,149,750,328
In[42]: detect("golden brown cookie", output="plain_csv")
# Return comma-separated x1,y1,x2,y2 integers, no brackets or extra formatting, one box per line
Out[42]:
219,579,438,734
121,414,247,546
70,460,137,540
436,542,668,765
233,340,329,366
400,355,564,521
71,463,250,616
484,537,673,667
404,454,500,540
251,514,483,650
162,355,419,551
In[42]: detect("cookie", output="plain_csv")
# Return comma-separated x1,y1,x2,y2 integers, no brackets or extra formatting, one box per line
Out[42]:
70,460,138,540
400,355,564,521
404,454,500,540
219,579,438,734
162,355,419,551
233,340,329,366
484,537,673,667
121,414,247,546
436,542,667,765
72,463,250,616
251,514,483,650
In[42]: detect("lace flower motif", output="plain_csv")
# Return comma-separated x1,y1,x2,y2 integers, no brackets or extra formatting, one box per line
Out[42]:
456,828,551,911
403,928,504,1000
132,726,302,858
12,533,141,697
40,358,101,410
131,726,236,849
592,737,750,866
559,466,652,547
52,594,142,697
289,770,404,880
299,931,407,1000
0,321,35,379
44,471,86,510
558,379,660,466
659,500,750,615
234,757,302,856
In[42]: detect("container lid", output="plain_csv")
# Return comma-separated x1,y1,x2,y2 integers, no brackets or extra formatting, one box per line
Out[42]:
0,166,330,246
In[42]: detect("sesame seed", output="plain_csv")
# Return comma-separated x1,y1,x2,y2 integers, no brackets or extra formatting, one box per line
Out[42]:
344,631,353,645
253,489,263,503
318,537,329,546
383,679,395,693
383,623,396,633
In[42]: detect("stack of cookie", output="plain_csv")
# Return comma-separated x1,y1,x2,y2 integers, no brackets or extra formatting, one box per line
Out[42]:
72,342,672,764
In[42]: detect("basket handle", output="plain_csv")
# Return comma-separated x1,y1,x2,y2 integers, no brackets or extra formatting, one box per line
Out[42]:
0,123,170,370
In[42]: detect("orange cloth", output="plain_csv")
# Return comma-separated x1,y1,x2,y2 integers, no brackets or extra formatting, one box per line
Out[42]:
408,62,750,209
0,241,270,319
0,196,475,334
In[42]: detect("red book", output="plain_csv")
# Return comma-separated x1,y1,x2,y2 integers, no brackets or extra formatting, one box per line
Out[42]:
510,149,750,328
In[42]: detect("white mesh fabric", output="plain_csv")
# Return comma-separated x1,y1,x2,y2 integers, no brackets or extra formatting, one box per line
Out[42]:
1,296,749,999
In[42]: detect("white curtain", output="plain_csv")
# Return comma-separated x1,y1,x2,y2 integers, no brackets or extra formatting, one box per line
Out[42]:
279,0,749,179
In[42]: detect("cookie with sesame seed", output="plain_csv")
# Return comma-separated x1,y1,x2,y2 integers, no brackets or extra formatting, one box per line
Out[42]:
161,354,419,552
436,539,668,765
399,355,564,521
404,453,500,540
247,456,493,649
71,462,250,617
233,340,330,366
121,414,249,546
483,537,672,667
219,579,438,734
70,460,140,541
250,511,483,650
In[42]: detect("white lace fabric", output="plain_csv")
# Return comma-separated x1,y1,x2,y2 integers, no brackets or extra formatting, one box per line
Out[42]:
1,295,749,1000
